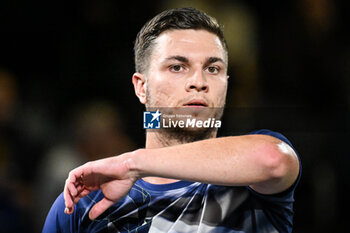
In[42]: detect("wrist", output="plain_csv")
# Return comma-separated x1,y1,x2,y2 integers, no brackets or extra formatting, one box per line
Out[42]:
123,148,147,181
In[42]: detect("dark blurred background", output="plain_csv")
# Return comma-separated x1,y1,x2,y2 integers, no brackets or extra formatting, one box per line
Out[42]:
0,0,349,232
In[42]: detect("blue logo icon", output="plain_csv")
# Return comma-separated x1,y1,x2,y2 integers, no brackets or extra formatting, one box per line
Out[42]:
143,110,161,129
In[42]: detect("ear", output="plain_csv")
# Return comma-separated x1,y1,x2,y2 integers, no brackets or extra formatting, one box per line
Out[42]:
132,72,147,104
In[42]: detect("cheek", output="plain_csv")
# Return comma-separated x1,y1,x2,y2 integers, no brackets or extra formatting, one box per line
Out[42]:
147,77,179,106
210,78,228,106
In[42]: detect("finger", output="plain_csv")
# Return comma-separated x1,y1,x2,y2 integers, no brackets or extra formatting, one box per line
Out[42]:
64,206,74,215
78,188,91,197
64,169,81,209
64,180,79,209
69,181,79,196
89,198,114,220
64,181,74,210
72,188,91,204
76,183,84,193
63,163,93,213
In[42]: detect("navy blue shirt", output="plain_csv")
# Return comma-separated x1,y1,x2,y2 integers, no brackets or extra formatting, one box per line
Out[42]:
43,130,301,233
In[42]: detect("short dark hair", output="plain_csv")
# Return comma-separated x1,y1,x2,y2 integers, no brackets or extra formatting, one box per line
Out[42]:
134,7,228,73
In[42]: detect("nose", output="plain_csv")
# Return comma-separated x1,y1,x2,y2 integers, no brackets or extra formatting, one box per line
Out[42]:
185,71,209,93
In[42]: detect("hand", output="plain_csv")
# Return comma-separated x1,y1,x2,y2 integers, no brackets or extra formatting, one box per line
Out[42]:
63,153,137,220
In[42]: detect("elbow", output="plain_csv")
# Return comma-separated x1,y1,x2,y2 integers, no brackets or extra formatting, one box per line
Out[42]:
260,140,296,180
250,136,299,194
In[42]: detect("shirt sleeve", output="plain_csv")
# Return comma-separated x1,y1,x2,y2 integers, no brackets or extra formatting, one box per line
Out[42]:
42,193,72,233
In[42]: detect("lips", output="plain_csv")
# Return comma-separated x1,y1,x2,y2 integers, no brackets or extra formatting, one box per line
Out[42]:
183,99,208,107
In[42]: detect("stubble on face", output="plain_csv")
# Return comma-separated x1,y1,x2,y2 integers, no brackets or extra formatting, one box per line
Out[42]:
145,85,224,146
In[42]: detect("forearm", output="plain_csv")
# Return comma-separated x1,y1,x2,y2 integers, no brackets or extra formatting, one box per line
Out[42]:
128,135,299,193
63,134,299,218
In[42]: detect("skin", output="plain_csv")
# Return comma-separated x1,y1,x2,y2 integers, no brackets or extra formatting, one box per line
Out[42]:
63,29,300,220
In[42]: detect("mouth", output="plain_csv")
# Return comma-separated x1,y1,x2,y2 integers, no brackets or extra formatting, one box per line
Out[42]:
183,99,208,108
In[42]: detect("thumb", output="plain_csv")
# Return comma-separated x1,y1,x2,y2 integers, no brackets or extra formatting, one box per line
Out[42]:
89,198,114,220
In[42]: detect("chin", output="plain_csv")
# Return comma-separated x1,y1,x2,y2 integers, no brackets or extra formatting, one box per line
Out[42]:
165,126,217,143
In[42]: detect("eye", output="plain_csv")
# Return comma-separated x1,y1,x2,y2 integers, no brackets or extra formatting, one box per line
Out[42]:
206,66,219,74
169,65,184,73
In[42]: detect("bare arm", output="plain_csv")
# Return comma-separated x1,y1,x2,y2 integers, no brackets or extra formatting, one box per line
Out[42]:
64,134,299,219
131,134,299,194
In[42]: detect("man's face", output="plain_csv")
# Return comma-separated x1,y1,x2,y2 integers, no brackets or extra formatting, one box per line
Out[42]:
145,29,229,112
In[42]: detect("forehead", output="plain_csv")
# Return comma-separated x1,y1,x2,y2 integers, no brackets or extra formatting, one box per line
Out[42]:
151,29,227,63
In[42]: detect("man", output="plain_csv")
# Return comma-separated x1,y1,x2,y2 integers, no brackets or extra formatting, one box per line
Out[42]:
43,7,301,233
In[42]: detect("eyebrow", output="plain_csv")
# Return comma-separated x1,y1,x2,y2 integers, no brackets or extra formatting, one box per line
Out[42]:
204,57,225,67
165,55,189,63
164,56,225,66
